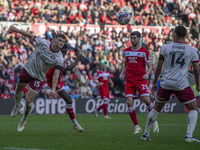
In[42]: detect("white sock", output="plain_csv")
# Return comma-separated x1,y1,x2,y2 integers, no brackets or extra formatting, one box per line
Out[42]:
186,110,198,138
144,109,158,136
72,119,78,126
14,90,23,106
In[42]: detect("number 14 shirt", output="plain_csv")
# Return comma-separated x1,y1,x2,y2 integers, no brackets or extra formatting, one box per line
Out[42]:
160,42,199,91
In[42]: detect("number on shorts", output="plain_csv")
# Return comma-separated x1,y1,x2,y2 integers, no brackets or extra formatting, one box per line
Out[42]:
141,84,148,90
34,81,41,87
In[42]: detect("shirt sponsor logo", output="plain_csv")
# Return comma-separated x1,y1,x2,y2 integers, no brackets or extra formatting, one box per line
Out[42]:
51,55,56,60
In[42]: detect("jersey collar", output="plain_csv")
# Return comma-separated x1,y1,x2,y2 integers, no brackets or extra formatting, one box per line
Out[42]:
131,46,141,51
50,43,60,53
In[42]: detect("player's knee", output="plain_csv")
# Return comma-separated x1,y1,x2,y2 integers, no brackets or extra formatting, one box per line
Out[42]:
185,101,198,111
25,96,34,103
126,98,133,107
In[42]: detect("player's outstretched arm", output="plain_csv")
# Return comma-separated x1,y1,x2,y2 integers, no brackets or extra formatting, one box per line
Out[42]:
9,25,35,40
49,68,61,96
192,62,200,91
152,59,164,92
65,54,83,71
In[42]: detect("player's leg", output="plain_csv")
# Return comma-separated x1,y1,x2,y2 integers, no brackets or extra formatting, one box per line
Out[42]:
57,89,84,132
103,99,111,119
126,96,142,134
95,89,105,117
184,101,199,142
175,87,199,142
17,88,38,132
138,79,159,133
141,87,171,140
11,69,30,117
141,101,165,141
17,79,42,132
11,82,27,117
103,90,111,119
125,81,141,134
142,96,159,134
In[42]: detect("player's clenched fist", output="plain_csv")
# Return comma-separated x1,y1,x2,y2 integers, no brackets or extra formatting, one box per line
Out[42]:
119,73,124,80
49,90,56,96
142,74,148,80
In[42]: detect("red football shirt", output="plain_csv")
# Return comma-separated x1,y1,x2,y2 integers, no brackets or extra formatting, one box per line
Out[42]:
46,61,67,81
124,46,152,80
95,70,110,90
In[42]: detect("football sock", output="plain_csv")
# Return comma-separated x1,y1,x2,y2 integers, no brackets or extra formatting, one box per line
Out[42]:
144,109,158,135
103,104,108,116
147,102,157,124
66,104,75,120
22,102,32,121
97,104,104,111
128,106,139,126
147,102,154,112
186,110,198,138
72,119,78,126
14,90,23,106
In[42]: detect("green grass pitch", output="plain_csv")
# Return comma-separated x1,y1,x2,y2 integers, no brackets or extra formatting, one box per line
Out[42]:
0,114,200,150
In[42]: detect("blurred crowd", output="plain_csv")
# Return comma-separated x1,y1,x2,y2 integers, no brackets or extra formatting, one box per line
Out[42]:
0,0,200,28
0,0,200,99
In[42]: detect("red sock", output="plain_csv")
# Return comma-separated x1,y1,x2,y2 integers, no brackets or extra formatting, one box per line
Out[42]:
97,104,104,111
103,104,108,116
66,107,75,120
128,107,138,126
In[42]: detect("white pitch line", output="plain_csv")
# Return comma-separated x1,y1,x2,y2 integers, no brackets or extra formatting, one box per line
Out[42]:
2,147,54,150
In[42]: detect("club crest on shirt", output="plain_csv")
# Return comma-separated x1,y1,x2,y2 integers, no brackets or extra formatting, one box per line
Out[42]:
51,55,56,60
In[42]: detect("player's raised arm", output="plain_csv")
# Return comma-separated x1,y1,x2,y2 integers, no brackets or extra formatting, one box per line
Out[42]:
65,54,83,70
9,25,35,40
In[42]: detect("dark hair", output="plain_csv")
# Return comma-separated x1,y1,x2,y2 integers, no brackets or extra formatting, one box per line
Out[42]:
61,43,68,53
56,34,66,40
130,31,141,38
174,26,187,38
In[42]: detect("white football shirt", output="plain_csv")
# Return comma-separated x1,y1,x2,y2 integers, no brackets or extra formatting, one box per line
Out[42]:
24,36,64,81
160,42,199,90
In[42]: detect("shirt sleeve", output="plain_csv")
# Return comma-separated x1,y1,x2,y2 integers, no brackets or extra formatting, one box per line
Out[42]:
33,36,47,45
191,49,199,63
160,45,165,56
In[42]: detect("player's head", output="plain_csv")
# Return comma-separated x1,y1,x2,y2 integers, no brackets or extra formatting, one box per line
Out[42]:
130,31,141,47
174,25,187,40
101,63,106,71
54,34,66,49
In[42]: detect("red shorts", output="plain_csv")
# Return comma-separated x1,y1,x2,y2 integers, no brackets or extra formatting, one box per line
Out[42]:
99,88,110,100
46,76,64,92
18,69,42,93
125,79,150,98
156,86,196,104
